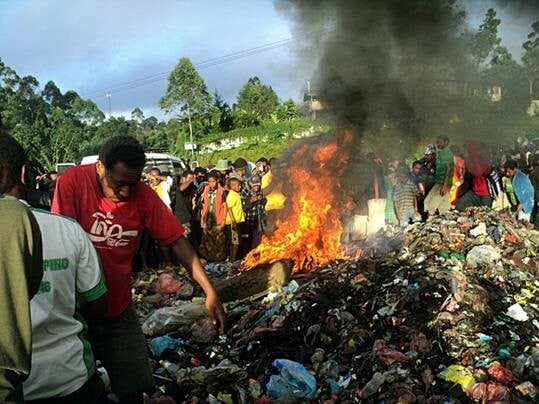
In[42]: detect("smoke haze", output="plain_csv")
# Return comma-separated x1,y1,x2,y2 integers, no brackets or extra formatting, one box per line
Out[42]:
277,0,539,152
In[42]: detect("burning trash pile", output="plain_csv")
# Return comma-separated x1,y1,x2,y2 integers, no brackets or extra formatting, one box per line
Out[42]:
134,206,538,403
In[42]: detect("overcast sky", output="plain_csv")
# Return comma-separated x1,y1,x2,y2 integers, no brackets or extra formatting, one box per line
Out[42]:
0,0,535,119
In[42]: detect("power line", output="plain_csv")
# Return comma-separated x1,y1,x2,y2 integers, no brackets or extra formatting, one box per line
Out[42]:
79,26,336,99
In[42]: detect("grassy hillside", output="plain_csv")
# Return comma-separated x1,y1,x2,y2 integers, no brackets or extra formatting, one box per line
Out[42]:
196,118,331,165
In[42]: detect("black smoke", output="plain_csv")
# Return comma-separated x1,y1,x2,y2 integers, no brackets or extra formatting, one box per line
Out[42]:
494,0,539,15
277,1,539,152
277,0,472,141
271,0,539,222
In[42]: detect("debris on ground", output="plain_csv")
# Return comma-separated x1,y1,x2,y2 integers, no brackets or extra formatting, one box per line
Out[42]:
135,208,539,403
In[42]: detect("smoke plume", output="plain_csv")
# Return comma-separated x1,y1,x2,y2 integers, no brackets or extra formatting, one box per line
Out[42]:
278,1,472,141
494,0,539,15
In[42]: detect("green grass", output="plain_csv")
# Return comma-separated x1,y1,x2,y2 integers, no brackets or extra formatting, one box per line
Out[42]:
200,118,326,144
196,118,332,165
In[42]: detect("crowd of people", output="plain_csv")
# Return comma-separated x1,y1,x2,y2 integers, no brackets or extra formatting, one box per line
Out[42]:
1,130,538,403
339,135,538,241
132,155,289,268
136,134,539,269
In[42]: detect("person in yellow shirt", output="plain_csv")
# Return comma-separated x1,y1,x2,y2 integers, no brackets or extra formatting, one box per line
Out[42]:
148,167,173,209
225,177,245,262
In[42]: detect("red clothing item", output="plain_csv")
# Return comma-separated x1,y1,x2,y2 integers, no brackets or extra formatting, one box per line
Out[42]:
200,184,227,228
471,169,491,197
52,164,184,317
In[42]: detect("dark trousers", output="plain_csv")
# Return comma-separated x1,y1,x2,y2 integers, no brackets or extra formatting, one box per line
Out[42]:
89,303,154,398
189,220,203,251
25,373,105,404
456,191,492,212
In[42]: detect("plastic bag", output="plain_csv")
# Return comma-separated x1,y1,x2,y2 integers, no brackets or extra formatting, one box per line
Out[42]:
155,273,184,295
150,335,184,356
142,302,207,336
373,339,409,365
506,303,529,322
466,245,501,268
487,363,517,385
266,359,317,401
443,365,476,391
360,372,385,398
470,222,487,237
466,382,510,402
176,361,247,388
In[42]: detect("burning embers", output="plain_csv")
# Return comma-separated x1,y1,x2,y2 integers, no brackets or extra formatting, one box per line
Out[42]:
242,131,352,273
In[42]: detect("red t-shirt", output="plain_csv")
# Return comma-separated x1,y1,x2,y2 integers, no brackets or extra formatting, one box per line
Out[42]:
472,175,490,196
52,164,184,317
469,164,492,197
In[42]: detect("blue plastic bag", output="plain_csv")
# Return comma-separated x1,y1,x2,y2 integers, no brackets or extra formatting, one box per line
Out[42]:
266,359,317,401
150,335,184,357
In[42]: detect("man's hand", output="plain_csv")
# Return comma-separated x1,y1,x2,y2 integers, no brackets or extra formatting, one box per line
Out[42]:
517,204,523,212
440,184,449,196
205,292,226,334
170,237,227,334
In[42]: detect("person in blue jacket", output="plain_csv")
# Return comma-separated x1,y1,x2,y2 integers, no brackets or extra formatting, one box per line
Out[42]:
504,159,535,222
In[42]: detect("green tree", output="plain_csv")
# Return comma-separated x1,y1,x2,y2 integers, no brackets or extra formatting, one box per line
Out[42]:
42,81,63,107
483,48,527,109
159,57,212,157
45,109,84,166
213,91,234,132
470,8,502,68
236,76,279,121
232,109,261,128
272,99,300,123
70,97,104,126
523,21,539,100
131,107,144,122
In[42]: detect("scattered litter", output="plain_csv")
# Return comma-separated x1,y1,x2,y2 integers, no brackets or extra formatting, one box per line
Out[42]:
134,207,538,402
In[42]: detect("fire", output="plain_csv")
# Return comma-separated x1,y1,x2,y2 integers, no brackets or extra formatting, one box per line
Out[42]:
242,133,352,273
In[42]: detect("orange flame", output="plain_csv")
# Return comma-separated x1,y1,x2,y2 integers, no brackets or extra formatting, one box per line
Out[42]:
242,133,352,273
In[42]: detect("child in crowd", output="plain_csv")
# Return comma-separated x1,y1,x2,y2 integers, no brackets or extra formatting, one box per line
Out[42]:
225,177,245,261
243,176,267,249
393,169,420,227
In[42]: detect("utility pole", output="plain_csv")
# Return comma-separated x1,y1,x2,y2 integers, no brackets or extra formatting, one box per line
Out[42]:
106,92,112,118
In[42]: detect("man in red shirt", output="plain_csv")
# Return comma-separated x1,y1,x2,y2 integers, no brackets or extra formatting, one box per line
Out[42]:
52,136,225,403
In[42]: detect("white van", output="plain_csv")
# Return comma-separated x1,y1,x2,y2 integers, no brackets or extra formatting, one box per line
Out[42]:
55,163,76,174
80,152,187,175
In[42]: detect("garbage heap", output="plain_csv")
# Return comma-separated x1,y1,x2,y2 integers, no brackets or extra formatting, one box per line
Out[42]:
134,207,538,403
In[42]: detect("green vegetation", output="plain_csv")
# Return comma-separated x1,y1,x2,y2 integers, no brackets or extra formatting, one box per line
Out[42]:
197,118,331,166
1,8,539,172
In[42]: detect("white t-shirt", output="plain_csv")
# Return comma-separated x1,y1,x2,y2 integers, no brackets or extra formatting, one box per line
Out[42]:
22,205,107,400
